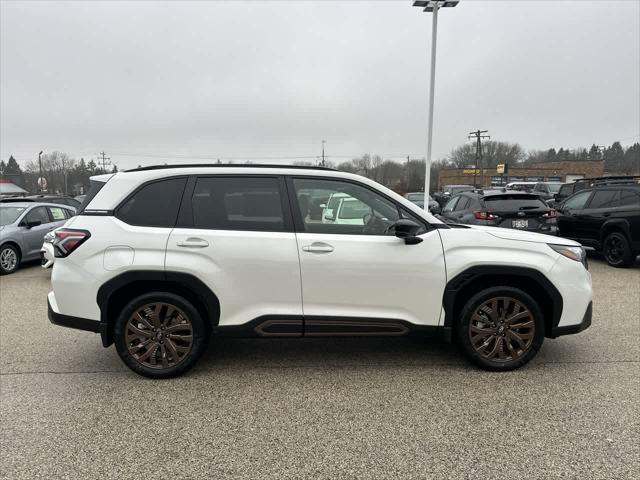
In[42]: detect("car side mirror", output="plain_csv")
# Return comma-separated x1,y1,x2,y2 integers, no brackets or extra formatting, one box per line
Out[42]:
323,212,335,221
25,220,41,229
392,219,423,245
319,204,326,208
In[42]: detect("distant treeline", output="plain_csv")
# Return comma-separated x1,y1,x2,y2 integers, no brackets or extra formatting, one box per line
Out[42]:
1,141,638,195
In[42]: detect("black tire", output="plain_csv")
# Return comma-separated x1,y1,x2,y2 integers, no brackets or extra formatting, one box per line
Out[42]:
0,244,20,275
602,231,634,268
114,292,209,378
455,286,545,371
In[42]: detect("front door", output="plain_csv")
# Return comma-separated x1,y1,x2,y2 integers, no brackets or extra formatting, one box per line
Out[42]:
22,206,54,258
165,176,303,334
558,190,594,240
288,176,446,333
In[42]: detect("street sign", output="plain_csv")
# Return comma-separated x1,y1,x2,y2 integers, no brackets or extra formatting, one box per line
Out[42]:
497,164,505,174
37,177,47,190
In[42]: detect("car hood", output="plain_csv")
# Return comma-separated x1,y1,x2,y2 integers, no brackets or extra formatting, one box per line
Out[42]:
464,224,580,246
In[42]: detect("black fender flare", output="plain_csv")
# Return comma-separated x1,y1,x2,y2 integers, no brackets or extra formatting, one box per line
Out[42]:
442,265,563,339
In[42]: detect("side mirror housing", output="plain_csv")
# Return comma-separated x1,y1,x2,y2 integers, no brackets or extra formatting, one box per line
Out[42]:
25,220,41,229
392,219,423,245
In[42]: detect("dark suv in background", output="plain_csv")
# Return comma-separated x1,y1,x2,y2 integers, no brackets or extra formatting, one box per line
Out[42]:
439,190,558,235
557,178,640,267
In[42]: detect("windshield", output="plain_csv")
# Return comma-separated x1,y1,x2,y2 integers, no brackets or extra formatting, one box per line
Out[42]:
450,186,473,195
483,196,547,210
547,183,563,193
407,193,423,201
0,206,26,226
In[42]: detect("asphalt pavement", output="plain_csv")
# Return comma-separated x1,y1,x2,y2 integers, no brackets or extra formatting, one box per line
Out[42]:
1,256,639,479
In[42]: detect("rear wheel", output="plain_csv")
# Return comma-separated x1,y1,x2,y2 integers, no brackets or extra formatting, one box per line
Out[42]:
456,287,544,371
602,231,634,268
0,244,20,275
114,292,209,378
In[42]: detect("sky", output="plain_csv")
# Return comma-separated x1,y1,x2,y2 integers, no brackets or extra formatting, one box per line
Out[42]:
1,0,639,170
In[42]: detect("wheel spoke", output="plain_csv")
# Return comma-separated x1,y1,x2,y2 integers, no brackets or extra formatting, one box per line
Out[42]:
165,323,192,334
127,324,153,340
505,311,530,325
506,330,527,349
135,313,154,330
510,320,534,329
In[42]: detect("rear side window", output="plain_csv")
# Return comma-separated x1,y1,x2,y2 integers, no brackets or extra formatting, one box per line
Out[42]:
48,207,68,221
192,177,286,231
454,197,470,211
117,177,187,227
588,190,619,209
619,190,640,207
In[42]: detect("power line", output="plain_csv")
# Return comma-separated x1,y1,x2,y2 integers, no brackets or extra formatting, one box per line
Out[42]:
97,151,112,172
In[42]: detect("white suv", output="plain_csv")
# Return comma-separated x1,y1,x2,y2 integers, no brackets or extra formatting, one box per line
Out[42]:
48,165,593,378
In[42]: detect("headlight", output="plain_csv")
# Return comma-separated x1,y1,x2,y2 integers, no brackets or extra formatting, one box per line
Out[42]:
43,231,55,243
549,244,588,268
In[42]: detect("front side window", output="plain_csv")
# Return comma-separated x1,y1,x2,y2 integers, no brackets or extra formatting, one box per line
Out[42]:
442,196,459,213
117,177,186,227
453,197,470,211
25,206,50,225
292,178,406,235
618,190,640,207
192,177,286,231
563,190,592,210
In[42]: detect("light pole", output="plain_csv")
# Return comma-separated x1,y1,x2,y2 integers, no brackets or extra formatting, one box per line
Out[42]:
413,0,460,209
321,140,326,167
38,151,43,193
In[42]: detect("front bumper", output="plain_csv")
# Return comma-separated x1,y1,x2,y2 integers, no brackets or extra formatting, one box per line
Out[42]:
550,301,592,338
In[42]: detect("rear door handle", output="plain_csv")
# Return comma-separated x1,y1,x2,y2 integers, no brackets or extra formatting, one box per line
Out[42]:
177,238,209,248
302,242,334,254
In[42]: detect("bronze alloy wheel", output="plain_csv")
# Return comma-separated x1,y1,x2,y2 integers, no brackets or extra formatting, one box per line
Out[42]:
468,296,535,363
126,302,193,369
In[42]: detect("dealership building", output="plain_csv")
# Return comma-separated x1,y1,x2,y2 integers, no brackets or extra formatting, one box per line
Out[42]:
438,160,605,188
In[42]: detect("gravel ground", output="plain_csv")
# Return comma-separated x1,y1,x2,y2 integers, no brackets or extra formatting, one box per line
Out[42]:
1,256,638,479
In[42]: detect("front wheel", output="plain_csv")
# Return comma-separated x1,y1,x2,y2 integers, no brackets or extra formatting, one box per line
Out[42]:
455,287,545,371
0,244,20,275
114,292,209,378
602,232,634,268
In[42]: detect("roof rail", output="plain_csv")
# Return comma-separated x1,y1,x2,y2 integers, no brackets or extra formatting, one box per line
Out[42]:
125,163,336,173
582,175,640,187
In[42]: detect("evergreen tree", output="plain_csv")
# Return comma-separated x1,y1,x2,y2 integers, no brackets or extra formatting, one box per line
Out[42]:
5,156,22,175
588,144,601,160
0,160,6,175
545,148,557,162
604,141,625,173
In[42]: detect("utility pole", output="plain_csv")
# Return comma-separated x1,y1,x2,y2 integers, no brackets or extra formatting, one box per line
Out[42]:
38,151,44,193
97,152,111,173
321,140,326,167
468,130,490,187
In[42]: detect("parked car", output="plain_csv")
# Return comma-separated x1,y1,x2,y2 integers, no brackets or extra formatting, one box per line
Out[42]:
404,192,441,214
0,202,75,274
1,194,81,210
505,181,537,192
557,180,640,267
554,176,638,205
439,191,558,235
47,165,592,378
532,182,564,204
433,184,474,207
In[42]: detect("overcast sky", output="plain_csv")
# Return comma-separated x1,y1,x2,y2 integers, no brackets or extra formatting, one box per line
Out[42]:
1,0,639,169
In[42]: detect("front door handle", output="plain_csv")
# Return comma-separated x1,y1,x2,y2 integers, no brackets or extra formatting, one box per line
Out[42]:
177,238,209,248
302,242,334,254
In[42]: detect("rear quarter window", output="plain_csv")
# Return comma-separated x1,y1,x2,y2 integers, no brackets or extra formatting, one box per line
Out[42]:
116,177,187,227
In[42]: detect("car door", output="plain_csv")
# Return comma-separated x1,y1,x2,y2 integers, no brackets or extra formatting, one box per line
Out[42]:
451,195,472,224
165,175,303,333
580,189,620,244
21,206,54,258
440,195,460,222
288,176,446,331
557,190,593,240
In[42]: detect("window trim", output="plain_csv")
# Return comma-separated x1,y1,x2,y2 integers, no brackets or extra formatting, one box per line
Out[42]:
114,176,188,228
285,175,432,236
176,174,294,233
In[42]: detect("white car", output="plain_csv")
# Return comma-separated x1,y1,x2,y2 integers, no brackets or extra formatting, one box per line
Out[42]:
47,165,593,378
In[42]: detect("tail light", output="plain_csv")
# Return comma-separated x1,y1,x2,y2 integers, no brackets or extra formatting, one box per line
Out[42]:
53,229,91,258
473,210,498,220
542,209,557,218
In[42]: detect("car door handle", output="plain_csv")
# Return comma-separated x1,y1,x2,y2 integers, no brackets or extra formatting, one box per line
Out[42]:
176,238,209,248
603,213,611,217
302,242,334,254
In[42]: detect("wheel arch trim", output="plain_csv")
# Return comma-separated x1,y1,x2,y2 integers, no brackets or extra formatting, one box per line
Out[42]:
442,265,563,338
96,270,220,347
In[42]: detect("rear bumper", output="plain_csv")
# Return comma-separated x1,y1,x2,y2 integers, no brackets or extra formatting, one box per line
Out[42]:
48,295,100,332
550,301,592,338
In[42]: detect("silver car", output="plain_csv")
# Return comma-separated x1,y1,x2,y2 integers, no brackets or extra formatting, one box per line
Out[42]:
0,202,75,274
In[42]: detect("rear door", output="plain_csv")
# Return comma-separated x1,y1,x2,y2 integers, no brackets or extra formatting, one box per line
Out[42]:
165,176,303,333
288,176,446,330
